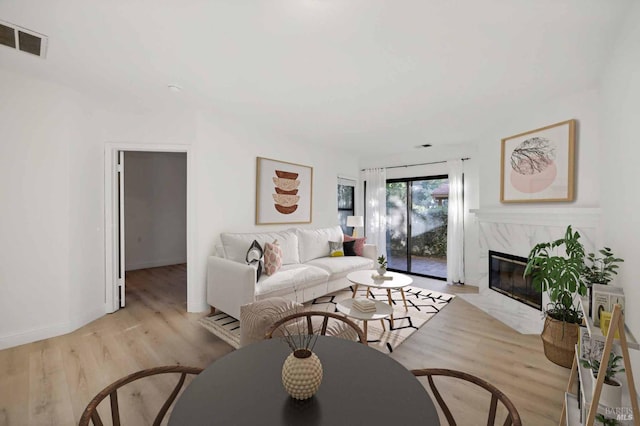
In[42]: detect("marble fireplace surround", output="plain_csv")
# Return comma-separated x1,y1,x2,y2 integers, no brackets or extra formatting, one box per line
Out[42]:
463,207,601,334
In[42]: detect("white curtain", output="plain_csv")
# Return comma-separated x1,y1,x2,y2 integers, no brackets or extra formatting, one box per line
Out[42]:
446,160,465,284
363,168,387,257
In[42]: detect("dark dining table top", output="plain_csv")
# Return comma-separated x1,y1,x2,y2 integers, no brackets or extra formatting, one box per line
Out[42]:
169,336,440,425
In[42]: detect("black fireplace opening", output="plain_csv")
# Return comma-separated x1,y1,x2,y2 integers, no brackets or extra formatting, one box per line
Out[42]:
489,250,542,311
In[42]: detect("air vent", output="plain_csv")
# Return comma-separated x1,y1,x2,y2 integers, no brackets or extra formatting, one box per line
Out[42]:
415,144,432,148
0,20,47,58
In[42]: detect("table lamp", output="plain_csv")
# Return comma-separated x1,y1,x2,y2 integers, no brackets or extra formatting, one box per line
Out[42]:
346,216,364,237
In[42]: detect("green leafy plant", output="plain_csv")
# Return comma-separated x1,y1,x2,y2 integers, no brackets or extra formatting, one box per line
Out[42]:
377,255,387,269
580,352,625,384
596,413,620,426
524,225,586,324
582,247,624,285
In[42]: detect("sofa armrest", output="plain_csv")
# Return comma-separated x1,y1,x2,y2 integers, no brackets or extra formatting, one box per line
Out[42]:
207,256,256,319
362,244,377,261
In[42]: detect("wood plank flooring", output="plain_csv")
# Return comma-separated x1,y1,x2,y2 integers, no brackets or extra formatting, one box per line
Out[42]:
0,265,568,425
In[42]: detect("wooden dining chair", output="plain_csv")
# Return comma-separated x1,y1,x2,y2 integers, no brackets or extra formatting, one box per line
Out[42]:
265,311,367,345
411,368,522,426
78,365,203,426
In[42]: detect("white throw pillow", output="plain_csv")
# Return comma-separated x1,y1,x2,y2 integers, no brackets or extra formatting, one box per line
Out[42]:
296,226,344,263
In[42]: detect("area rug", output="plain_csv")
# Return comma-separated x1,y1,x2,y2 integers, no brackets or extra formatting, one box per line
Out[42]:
199,285,454,353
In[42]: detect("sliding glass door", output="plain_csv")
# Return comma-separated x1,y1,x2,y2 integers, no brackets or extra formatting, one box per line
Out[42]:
386,176,449,279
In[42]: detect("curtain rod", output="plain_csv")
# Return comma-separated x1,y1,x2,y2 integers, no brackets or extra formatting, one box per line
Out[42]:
361,157,470,171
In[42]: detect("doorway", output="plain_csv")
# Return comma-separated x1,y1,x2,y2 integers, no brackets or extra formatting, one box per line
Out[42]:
105,144,195,313
386,175,449,280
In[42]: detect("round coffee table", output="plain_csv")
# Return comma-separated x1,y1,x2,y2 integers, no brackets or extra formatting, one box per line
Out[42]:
346,270,413,327
336,298,393,341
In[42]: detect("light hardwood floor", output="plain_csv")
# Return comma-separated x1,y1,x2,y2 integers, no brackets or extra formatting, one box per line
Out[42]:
0,265,569,425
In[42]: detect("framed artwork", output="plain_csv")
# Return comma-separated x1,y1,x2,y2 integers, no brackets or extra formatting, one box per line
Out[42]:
500,119,576,203
256,157,313,225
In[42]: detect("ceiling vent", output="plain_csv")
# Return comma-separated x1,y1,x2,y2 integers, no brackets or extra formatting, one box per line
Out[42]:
0,20,48,58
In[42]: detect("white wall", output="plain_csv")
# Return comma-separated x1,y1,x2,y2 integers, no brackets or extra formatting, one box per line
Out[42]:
0,69,74,347
600,1,640,382
0,69,361,348
475,87,602,210
124,152,187,271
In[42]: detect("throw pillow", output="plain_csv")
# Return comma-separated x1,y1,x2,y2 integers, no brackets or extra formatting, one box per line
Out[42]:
343,240,357,256
343,234,366,256
264,240,283,276
245,240,263,282
329,241,344,257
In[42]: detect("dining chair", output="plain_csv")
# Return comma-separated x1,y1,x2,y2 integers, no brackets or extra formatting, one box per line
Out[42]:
78,365,203,426
411,368,522,426
265,311,367,345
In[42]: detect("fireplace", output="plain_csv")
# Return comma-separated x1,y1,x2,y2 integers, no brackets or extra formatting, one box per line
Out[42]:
489,251,541,310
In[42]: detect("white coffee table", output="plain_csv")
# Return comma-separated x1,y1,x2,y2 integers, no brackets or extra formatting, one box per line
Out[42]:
346,270,413,327
336,298,393,341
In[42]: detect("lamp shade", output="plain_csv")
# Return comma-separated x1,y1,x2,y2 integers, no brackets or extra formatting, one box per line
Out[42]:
346,216,363,228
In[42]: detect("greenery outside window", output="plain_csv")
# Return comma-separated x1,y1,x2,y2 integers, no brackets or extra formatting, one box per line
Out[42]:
338,183,355,234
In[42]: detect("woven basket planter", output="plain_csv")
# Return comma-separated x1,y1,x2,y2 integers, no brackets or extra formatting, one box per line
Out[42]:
541,316,579,368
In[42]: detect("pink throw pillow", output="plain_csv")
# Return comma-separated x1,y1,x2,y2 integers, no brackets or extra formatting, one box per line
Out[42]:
264,241,283,276
343,234,366,256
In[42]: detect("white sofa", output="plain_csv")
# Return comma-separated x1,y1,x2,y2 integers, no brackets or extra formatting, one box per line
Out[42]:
207,225,376,319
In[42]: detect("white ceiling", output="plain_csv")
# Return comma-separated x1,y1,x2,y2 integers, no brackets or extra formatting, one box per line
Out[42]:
0,0,633,154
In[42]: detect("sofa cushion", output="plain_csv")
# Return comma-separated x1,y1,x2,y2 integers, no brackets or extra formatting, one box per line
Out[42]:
343,235,366,257
329,241,344,257
221,230,299,265
239,297,303,347
297,225,344,263
264,241,283,276
256,264,329,298
343,240,356,256
305,256,374,280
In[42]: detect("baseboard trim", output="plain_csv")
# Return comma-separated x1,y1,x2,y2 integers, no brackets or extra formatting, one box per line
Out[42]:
125,258,187,271
0,305,108,350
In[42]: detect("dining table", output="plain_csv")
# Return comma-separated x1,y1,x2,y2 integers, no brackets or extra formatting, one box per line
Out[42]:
169,335,440,425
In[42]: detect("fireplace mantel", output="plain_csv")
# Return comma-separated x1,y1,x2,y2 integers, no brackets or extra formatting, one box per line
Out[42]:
470,207,601,228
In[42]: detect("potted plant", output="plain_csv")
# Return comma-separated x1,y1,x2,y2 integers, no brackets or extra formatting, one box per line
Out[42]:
581,352,625,408
595,413,620,426
377,255,388,276
582,247,624,317
524,225,587,368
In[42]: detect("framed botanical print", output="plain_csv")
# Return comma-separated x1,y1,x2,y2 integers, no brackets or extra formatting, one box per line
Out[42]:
500,119,576,203
256,157,313,224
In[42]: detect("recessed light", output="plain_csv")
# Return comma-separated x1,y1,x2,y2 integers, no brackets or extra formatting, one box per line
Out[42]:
168,84,183,93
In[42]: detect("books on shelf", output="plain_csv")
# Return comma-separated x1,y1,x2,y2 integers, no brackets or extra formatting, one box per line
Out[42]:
592,284,625,327
353,297,376,313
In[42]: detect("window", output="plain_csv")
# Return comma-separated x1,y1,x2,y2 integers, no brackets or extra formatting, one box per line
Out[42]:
386,175,449,280
337,179,355,234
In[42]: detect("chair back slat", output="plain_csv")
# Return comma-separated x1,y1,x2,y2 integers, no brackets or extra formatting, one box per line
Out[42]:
109,390,120,426
90,412,104,426
427,375,457,426
152,372,188,426
306,316,313,334
412,368,522,426
487,394,498,425
79,365,203,426
321,317,329,335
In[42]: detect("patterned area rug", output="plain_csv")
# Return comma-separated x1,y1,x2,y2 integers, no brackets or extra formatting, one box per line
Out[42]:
199,285,454,353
